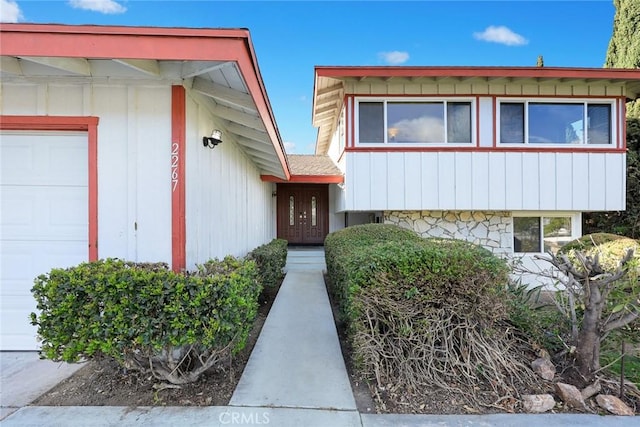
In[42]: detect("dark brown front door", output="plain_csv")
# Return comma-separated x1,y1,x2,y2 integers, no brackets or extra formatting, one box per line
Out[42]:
277,184,329,245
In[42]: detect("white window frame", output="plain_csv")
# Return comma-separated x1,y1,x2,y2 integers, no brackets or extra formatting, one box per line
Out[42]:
496,98,617,148
512,212,582,254
354,97,477,147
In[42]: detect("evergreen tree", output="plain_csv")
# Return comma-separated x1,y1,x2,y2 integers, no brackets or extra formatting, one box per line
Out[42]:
605,0,640,118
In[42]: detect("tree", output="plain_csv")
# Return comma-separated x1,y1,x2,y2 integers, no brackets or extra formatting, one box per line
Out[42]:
536,249,638,378
605,0,640,118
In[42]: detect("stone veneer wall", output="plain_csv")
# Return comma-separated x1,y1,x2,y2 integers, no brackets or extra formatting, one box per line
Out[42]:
384,211,513,255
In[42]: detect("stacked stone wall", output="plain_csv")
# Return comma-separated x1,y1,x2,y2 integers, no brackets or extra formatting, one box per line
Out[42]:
384,210,513,255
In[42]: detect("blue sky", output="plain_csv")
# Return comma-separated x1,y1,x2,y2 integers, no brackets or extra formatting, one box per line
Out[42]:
1,0,617,154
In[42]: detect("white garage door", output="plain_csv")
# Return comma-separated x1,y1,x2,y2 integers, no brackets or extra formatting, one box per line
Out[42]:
1,131,88,350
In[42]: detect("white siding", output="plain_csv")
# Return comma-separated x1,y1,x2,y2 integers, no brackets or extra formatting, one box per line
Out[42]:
0,81,277,269
184,94,275,268
1,82,174,265
345,151,626,212
478,97,493,147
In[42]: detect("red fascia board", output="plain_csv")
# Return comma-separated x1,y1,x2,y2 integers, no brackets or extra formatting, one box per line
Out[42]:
345,146,626,154
0,23,249,61
235,34,290,179
261,174,344,184
314,66,640,81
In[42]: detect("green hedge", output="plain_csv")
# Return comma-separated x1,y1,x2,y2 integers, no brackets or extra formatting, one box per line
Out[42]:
325,226,510,328
323,224,534,399
247,238,288,288
31,256,260,384
324,223,422,313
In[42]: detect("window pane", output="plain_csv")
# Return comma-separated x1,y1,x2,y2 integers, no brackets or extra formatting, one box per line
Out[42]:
388,102,444,143
289,196,295,226
587,104,611,144
543,217,572,254
514,217,541,252
500,103,524,143
529,103,584,144
447,102,472,143
311,196,317,226
359,102,384,143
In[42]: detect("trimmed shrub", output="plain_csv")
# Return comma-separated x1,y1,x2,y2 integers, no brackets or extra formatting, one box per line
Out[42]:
30,256,261,384
324,223,422,316
324,224,538,405
247,238,288,288
558,232,628,254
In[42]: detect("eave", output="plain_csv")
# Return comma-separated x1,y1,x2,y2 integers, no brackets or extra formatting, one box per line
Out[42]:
312,65,640,155
0,23,290,180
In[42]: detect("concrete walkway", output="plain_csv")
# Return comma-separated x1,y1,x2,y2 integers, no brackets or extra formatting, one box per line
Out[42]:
1,249,638,425
230,269,357,412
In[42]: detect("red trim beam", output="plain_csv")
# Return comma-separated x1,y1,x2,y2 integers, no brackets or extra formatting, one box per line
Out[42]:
171,86,186,272
261,174,344,184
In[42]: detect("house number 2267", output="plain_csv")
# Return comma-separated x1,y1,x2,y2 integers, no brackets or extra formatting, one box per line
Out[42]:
171,142,179,192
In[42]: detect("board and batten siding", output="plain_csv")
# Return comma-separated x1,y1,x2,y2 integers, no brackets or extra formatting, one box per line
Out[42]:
1,82,173,265
185,93,275,268
343,151,626,212
343,79,626,97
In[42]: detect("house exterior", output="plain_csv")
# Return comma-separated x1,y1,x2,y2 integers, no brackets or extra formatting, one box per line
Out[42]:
0,23,288,350
308,66,640,284
2,23,639,350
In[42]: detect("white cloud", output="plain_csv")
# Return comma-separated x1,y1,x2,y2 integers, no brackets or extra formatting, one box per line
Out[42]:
68,0,127,14
0,0,23,22
473,25,528,46
284,141,296,153
390,117,444,143
378,51,410,65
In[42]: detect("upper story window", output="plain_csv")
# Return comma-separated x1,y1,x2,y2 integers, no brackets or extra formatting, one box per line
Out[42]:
498,99,614,146
357,98,474,145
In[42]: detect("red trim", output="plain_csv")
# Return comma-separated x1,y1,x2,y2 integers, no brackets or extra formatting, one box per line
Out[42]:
315,65,640,81
345,146,626,154
0,23,250,61
352,93,624,100
492,97,497,148
0,115,99,261
622,99,627,150
261,174,344,184
349,95,355,149
0,23,291,179
171,86,186,272
475,95,480,147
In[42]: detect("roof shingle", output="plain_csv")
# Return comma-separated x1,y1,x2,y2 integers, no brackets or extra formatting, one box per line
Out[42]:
287,155,342,176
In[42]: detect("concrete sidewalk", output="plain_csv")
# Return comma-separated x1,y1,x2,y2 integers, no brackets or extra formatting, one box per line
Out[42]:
0,351,84,420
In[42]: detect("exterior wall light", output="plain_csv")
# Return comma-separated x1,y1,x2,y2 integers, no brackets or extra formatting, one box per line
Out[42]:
203,129,223,148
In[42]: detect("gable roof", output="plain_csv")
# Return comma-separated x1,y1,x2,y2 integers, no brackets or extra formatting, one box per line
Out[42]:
312,65,640,155
0,23,290,179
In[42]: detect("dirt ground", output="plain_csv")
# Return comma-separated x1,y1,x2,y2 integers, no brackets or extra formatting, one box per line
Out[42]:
33,277,638,415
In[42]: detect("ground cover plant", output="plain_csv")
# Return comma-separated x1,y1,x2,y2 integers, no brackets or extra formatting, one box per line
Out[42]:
325,224,543,413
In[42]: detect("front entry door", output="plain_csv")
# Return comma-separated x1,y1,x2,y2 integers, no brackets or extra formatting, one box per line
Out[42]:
277,184,329,245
